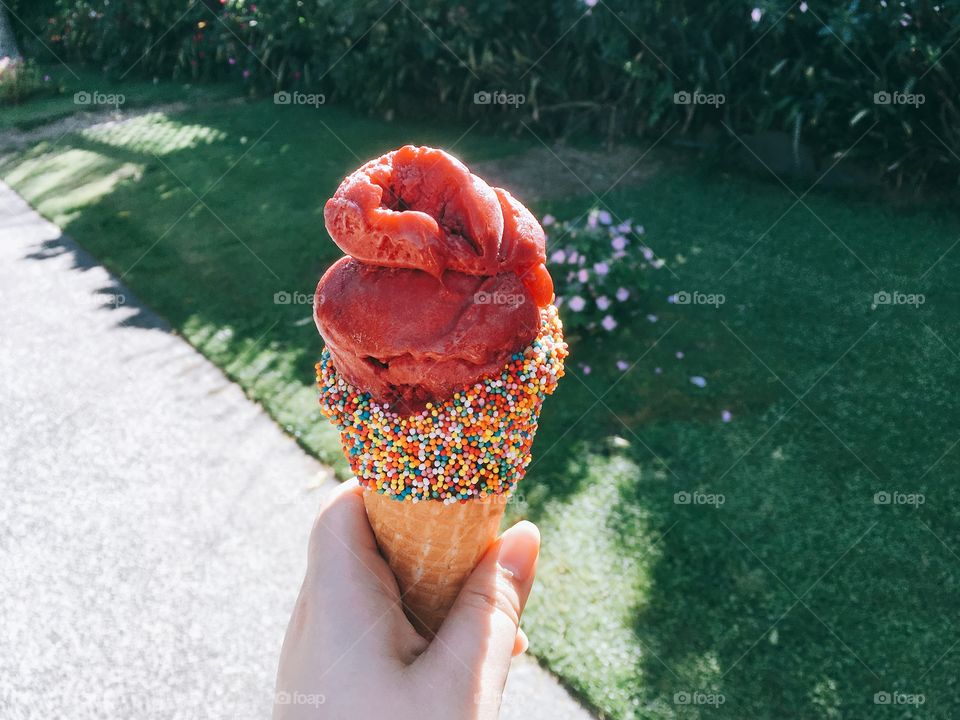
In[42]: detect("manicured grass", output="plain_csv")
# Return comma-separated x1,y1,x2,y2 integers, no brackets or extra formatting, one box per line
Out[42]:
4,91,960,719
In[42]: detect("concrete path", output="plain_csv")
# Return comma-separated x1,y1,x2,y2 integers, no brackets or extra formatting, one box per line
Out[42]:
0,182,592,720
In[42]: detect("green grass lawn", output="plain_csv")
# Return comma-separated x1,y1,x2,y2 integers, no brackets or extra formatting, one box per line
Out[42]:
3,88,959,719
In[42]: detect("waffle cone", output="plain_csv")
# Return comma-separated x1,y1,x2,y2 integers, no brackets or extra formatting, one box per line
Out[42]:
363,488,505,637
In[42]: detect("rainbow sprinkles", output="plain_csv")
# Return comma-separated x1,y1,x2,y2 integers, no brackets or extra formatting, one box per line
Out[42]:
317,306,568,503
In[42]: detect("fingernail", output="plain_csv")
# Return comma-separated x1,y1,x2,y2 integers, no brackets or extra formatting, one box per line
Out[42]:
498,521,540,582
516,628,529,655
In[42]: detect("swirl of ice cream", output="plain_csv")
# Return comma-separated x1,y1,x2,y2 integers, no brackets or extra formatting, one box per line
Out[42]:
314,145,554,415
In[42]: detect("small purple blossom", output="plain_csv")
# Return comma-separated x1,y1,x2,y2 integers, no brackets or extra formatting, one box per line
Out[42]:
690,376,707,388
634,225,645,235
577,268,589,283
581,364,592,374
613,250,627,260
601,315,618,331
617,360,630,372
587,214,598,229
799,1,808,11
594,262,610,276
616,287,630,302
583,0,598,7
654,367,663,374
646,314,658,323
675,351,684,359
597,296,611,310
667,294,677,304
751,7,763,22
242,69,251,79
542,214,556,226
612,236,628,251
616,221,632,233
567,251,579,264
228,57,237,65
550,249,567,264
568,295,586,312
722,410,733,423
641,247,654,261
597,210,612,225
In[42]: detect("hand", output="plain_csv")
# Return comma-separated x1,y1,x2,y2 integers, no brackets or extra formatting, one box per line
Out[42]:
274,478,540,720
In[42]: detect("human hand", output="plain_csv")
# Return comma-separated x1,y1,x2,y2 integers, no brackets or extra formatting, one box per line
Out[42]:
273,479,540,720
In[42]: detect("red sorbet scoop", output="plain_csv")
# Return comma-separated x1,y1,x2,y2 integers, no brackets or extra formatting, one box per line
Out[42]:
315,145,554,414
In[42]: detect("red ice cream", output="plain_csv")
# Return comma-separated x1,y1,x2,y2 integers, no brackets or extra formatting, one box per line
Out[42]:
315,145,554,414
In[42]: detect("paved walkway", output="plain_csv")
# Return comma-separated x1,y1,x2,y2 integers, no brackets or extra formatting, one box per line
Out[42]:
0,182,592,719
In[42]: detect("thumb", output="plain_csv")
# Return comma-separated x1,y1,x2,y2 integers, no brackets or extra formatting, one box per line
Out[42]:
418,521,540,700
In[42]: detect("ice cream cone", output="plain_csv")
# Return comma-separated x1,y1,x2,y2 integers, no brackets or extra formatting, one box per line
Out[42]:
363,488,505,637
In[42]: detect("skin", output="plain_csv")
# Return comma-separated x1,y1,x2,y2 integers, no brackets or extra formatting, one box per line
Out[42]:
274,479,540,720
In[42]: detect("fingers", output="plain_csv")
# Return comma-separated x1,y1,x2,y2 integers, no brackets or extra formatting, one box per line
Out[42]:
417,521,540,698
306,478,398,599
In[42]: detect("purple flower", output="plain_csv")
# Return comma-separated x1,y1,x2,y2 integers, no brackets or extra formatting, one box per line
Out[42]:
612,236,628,251
567,251,579,264
228,57,237,65
542,214,556,226
597,296,611,310
690,376,707,388
583,0,598,7
654,367,663,374
594,262,609,276
613,250,627,260
568,296,586,312
597,210,612,225
581,364,592,374
751,7,763,22
43,74,51,82
616,360,630,372
635,225,645,235
555,296,564,308
722,410,733,423
616,287,630,302
646,314,658,323
676,351,684,359
642,247,654,261
616,221,632,233
799,1,808,11
667,294,677,304
577,268,589,283
242,69,251,79
587,214,598,229
601,315,618,331
550,249,567,264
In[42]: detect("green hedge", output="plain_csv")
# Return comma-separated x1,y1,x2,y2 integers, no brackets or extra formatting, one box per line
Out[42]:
10,0,960,185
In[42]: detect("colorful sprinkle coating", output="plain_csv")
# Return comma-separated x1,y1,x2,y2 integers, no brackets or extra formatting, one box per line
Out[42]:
317,306,568,503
